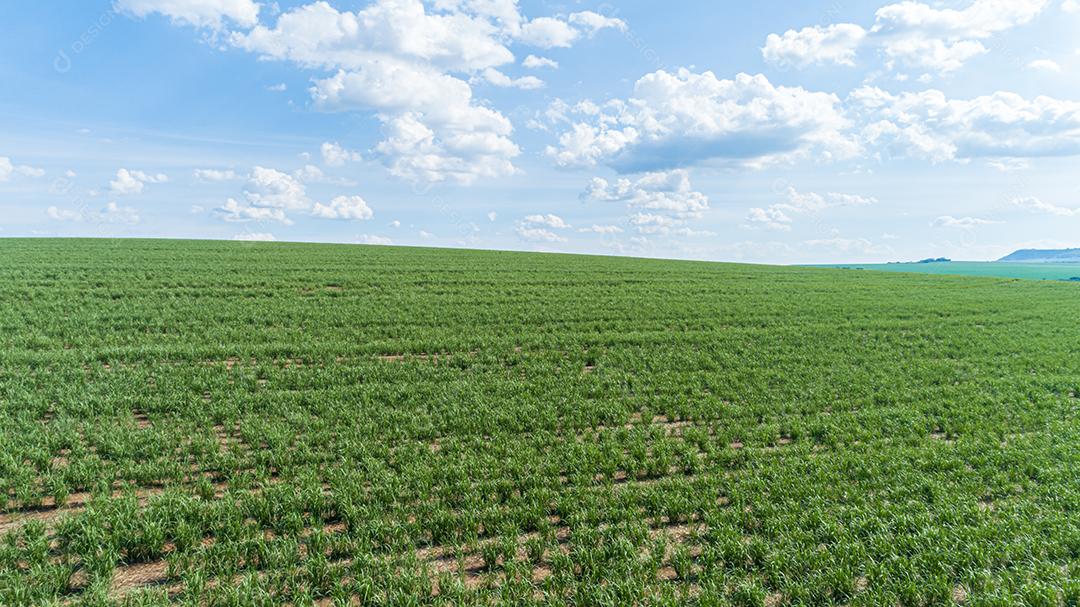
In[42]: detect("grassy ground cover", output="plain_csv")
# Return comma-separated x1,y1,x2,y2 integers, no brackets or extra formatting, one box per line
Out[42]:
1,239,1077,606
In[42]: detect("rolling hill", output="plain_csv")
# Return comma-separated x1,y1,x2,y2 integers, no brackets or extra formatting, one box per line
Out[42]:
999,248,1080,263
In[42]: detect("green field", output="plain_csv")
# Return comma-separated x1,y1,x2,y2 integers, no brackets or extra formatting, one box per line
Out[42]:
2,239,1078,606
818,261,1080,281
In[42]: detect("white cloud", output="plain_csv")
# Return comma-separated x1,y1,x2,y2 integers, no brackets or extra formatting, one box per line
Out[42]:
293,164,326,182
16,165,46,178
519,17,579,48
115,0,262,29
567,11,627,35
419,230,434,238
320,142,360,167
523,55,558,69
266,83,287,92
628,212,715,237
516,212,572,241
356,234,393,245
0,157,45,181
46,207,83,221
763,0,1051,75
1012,196,1080,216
746,187,875,231
547,69,855,172
515,11,624,49
583,170,709,217
479,68,544,90
243,166,310,209
1028,59,1062,72
47,201,140,224
210,164,375,224
194,168,242,182
487,211,497,221
217,197,293,224
233,232,276,241
582,169,713,239
932,215,1002,228
987,158,1030,172
142,0,627,186
109,168,168,195
578,224,623,234
231,1,515,73
762,24,867,68
522,213,571,229
852,87,1080,161
311,195,374,220
515,226,566,242
389,220,401,228
745,206,793,231
311,61,519,184
1066,0,1080,12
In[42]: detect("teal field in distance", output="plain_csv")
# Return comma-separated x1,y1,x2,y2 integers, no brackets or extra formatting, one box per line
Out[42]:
815,261,1080,281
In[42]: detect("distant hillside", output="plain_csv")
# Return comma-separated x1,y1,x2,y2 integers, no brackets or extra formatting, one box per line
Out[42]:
999,248,1080,263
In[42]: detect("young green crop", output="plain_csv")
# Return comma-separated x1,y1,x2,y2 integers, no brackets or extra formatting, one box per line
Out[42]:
0,238,1077,606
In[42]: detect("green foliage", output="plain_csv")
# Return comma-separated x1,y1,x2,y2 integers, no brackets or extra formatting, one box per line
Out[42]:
0,238,1077,605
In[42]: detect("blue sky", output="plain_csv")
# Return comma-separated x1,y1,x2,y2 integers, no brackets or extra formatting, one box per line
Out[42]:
2,0,1079,263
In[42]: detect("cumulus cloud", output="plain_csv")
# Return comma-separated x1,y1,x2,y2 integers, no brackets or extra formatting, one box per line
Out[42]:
746,187,876,231
110,168,168,195
763,0,1050,75
518,17,578,48
231,1,513,72
522,213,571,228
46,207,83,222
1027,59,1062,72
1012,196,1080,216
515,212,572,241
213,165,376,223
515,226,566,242
320,141,360,167
115,0,261,29
583,170,709,217
310,59,519,183
932,215,1002,228
194,168,242,182
217,197,293,224
745,207,793,231
479,68,544,90
567,11,627,35
582,170,713,238
0,157,45,181
523,55,558,69
214,167,309,224
243,166,310,209
47,201,140,224
205,0,626,185
628,212,715,237
762,24,867,68
578,224,623,234
546,69,855,173
851,87,1080,161
311,195,374,220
